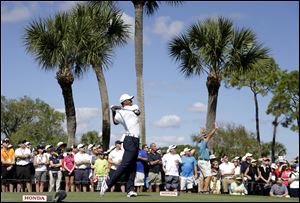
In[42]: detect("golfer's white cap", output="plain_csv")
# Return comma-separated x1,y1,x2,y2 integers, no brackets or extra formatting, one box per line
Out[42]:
168,145,177,150
183,147,191,153
120,94,134,104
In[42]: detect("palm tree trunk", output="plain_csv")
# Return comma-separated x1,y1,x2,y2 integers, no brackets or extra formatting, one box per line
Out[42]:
205,75,220,152
56,66,76,147
134,2,146,146
253,92,262,156
93,64,111,151
271,116,279,162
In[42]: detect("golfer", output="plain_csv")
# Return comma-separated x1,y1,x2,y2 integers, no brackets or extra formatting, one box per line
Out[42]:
100,93,140,198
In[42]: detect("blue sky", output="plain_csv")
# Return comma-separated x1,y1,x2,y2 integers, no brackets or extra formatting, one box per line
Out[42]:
1,1,299,160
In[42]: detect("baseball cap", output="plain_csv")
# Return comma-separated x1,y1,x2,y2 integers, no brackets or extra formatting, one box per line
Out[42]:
25,141,31,146
210,154,216,160
77,144,85,149
168,145,177,150
115,140,122,145
45,145,53,150
245,153,253,157
88,144,95,150
57,142,67,148
119,94,134,104
183,147,191,153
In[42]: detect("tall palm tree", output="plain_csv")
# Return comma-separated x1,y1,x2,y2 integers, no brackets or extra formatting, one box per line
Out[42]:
72,2,130,150
23,12,84,147
168,17,269,151
131,0,183,145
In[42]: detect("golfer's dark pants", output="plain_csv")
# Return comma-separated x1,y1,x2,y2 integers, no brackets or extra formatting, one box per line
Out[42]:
107,136,139,193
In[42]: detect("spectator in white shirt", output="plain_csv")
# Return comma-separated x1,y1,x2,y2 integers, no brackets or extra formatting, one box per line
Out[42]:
162,145,182,192
219,154,235,194
15,140,32,192
74,144,91,192
33,145,49,192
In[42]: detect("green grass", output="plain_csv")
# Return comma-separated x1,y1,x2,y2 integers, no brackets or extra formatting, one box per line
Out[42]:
1,192,299,202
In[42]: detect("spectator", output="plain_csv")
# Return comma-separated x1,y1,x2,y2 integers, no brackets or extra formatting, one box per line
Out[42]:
232,156,241,176
180,147,197,193
142,144,150,191
162,145,182,192
270,177,290,198
1,138,15,192
93,152,109,192
108,140,125,193
257,157,272,196
244,159,259,195
48,150,62,192
279,163,291,192
88,144,97,192
63,147,75,192
240,153,252,180
33,145,48,192
230,175,247,195
288,164,299,198
219,154,235,194
210,160,221,194
147,143,162,192
195,122,218,194
134,144,148,193
74,144,91,192
15,140,32,192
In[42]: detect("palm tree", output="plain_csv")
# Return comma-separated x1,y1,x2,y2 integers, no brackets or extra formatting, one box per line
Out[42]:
72,2,130,150
23,12,83,147
131,0,183,145
169,17,269,151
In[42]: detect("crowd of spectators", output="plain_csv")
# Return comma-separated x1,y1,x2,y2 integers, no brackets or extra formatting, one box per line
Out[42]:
1,137,299,198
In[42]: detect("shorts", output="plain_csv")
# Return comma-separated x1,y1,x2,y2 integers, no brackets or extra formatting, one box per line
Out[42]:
197,160,211,177
75,169,89,185
180,176,194,191
1,165,15,184
148,172,162,186
63,170,75,177
35,171,47,182
96,176,106,191
165,175,180,190
16,164,32,182
134,172,145,186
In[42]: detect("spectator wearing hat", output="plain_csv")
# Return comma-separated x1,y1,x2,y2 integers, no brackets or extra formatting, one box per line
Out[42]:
147,143,162,192
180,147,197,193
257,157,272,196
162,145,182,192
108,140,125,193
48,149,62,192
195,122,218,194
45,145,53,159
33,145,48,192
134,144,148,193
288,164,299,197
232,157,241,177
87,144,97,192
230,175,247,195
74,144,91,192
219,154,235,194
63,147,75,192
15,140,32,192
240,153,252,179
1,138,15,192
270,177,290,198
244,159,259,195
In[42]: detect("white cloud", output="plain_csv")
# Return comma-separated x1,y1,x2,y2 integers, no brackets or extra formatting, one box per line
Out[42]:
56,107,100,135
154,115,181,128
189,102,207,112
1,4,32,22
153,16,183,40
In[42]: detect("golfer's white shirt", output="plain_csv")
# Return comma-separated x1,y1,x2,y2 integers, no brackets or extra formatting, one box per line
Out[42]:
162,153,182,176
114,104,140,138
